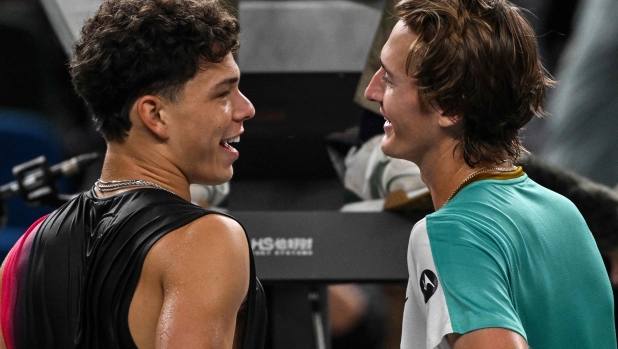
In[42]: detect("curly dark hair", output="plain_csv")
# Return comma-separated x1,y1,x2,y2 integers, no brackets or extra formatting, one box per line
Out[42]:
395,0,554,166
70,0,240,142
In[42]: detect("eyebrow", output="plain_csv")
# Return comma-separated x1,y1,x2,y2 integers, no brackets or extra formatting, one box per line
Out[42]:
213,76,239,89
380,57,395,79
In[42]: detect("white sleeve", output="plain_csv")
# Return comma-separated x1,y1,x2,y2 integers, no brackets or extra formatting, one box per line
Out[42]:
400,218,454,349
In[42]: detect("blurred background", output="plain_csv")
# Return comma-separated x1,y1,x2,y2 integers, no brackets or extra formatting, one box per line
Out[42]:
2,0,614,348
0,0,581,221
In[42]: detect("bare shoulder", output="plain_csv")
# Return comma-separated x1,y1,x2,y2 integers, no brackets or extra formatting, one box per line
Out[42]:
147,213,250,286
129,214,251,347
159,213,248,256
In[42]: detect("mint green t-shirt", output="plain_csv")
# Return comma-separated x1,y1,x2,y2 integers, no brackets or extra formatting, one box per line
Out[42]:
401,173,616,349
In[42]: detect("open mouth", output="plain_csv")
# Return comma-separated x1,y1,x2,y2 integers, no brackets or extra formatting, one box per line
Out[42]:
220,135,240,150
384,117,392,126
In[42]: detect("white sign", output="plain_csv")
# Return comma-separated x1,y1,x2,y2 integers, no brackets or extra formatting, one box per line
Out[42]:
251,237,313,256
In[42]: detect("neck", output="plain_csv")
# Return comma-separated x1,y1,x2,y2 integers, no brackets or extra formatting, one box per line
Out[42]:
420,154,515,210
98,142,191,201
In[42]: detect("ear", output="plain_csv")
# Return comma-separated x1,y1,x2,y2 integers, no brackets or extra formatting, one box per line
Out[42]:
437,112,463,128
133,95,169,140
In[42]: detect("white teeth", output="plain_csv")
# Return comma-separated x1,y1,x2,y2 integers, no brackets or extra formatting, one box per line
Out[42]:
223,136,240,143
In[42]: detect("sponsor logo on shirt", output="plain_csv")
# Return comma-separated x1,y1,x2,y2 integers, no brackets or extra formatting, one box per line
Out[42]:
419,269,438,303
251,237,314,256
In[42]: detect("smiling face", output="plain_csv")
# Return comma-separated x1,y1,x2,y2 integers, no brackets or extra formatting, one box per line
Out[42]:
162,53,254,185
364,21,444,166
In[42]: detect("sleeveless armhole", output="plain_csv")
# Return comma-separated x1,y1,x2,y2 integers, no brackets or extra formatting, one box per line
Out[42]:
9,189,266,349
116,206,266,349
210,213,267,349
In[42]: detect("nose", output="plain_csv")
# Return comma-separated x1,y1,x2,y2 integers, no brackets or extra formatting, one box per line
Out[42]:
235,90,255,122
364,67,384,103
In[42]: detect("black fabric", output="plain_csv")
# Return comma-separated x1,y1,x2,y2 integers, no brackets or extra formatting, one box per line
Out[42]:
14,188,266,348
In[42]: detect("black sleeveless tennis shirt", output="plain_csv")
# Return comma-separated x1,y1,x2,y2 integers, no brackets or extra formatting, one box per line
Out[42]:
9,188,266,348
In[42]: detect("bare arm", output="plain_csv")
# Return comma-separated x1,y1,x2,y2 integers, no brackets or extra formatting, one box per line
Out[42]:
447,328,528,349
328,284,368,336
153,214,250,349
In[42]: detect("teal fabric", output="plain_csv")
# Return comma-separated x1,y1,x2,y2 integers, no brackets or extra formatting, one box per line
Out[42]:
426,174,616,348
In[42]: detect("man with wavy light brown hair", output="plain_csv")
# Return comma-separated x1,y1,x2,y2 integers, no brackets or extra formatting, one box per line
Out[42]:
0,0,266,348
364,0,616,348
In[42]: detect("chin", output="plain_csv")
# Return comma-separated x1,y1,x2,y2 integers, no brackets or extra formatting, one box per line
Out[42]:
381,139,413,162
193,170,233,186
380,138,398,158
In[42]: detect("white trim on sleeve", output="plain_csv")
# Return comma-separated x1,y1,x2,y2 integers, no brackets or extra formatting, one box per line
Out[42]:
401,218,454,349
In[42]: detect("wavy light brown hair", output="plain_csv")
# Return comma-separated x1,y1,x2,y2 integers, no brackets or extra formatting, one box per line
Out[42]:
70,0,240,142
395,0,554,166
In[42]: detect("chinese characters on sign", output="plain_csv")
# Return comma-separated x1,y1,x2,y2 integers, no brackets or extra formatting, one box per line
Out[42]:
251,237,314,256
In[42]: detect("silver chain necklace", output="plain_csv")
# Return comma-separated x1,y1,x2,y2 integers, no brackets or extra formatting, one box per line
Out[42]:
94,179,176,196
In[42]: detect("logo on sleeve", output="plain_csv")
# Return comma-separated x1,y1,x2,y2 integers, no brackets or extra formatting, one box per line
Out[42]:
419,270,438,303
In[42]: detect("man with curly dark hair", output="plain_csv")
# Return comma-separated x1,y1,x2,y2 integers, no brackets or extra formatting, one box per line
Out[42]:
364,0,616,348
0,0,266,348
